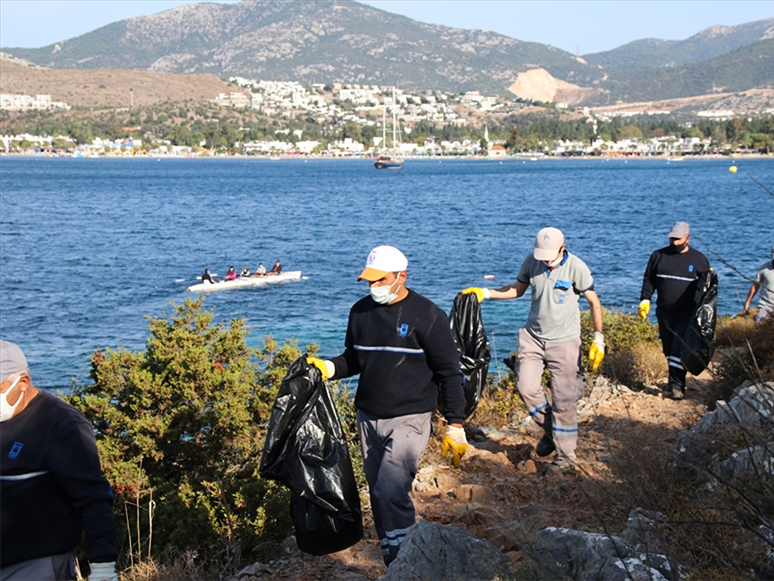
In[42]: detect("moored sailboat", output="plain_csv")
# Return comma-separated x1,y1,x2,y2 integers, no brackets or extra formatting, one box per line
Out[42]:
374,88,403,170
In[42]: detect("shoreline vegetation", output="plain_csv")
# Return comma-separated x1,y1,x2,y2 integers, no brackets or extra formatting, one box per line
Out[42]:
1,151,772,160
65,298,774,581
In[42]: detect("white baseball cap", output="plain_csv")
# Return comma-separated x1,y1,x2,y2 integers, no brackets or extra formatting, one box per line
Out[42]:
358,245,408,281
533,227,565,261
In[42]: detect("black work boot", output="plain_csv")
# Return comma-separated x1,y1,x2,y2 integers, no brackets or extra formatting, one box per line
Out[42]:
536,435,556,457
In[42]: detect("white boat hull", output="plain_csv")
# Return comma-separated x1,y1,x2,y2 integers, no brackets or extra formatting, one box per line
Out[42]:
186,271,302,293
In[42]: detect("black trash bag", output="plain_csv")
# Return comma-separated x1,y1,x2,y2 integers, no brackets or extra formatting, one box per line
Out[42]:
445,292,492,419
681,268,718,376
259,356,362,555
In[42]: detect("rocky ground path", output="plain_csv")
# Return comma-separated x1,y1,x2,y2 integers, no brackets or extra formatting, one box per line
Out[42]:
233,372,711,581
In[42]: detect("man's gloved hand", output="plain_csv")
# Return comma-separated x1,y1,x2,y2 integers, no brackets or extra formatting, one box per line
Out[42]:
588,332,605,371
441,425,468,468
637,300,651,320
88,562,118,581
307,357,329,380
462,287,490,302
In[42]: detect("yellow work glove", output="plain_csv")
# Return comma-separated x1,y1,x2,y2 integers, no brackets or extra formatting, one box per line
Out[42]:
441,425,468,468
307,357,329,380
637,299,651,320
462,287,490,302
588,332,605,371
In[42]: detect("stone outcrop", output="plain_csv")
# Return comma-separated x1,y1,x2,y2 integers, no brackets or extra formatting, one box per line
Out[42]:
380,519,513,581
675,381,774,483
531,508,684,581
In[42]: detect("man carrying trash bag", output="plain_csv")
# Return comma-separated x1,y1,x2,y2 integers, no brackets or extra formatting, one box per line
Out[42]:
638,221,711,400
307,245,468,566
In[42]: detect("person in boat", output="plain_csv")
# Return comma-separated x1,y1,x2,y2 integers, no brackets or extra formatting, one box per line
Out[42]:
202,268,217,285
307,245,467,566
462,227,605,474
224,266,237,281
240,267,251,278
252,263,266,277
742,244,774,323
638,221,711,400
268,260,282,276
0,340,119,581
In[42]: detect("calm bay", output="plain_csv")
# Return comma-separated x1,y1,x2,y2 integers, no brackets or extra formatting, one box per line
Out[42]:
1,156,771,389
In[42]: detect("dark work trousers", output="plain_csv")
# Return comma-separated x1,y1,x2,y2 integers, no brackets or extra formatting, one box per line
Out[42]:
656,307,693,391
0,551,76,581
356,409,431,566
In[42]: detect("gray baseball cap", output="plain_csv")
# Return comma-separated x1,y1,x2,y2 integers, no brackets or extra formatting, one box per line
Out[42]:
0,341,28,384
668,221,690,239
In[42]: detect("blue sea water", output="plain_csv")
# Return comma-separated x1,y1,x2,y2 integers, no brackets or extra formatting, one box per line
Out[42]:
1,156,772,390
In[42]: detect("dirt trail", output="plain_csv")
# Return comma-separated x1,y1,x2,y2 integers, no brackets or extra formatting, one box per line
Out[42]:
237,371,712,580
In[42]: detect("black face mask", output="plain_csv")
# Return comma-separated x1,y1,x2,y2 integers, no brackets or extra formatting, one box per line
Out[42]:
670,242,687,253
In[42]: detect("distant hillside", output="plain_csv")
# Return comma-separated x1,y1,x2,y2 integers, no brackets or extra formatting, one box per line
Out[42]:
0,0,603,97
0,58,243,108
2,1,773,107
586,38,774,105
584,18,774,70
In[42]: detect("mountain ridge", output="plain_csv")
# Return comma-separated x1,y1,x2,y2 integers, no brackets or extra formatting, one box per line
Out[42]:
2,1,773,106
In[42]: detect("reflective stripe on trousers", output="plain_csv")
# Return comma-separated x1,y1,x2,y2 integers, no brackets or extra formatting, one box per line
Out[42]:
357,409,431,565
515,328,584,464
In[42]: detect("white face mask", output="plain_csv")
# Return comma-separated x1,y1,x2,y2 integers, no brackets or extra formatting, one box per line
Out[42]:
0,376,22,422
544,250,564,268
370,277,402,305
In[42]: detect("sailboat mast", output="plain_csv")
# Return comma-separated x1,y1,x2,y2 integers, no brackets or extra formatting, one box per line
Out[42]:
392,87,398,151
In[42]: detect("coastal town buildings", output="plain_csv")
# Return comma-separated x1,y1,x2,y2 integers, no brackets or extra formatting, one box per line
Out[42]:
1,75,770,157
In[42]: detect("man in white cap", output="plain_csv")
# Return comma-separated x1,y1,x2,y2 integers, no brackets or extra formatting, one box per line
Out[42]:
742,245,774,323
462,227,605,472
638,221,711,399
0,340,118,581
308,245,468,566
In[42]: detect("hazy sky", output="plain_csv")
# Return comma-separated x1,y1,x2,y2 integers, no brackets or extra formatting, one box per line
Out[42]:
1,1,772,55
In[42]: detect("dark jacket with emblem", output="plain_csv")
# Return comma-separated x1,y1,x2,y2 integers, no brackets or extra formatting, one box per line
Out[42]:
329,290,466,424
0,391,117,567
640,246,711,313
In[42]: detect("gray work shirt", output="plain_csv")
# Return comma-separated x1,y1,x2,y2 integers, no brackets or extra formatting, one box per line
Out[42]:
517,251,595,342
754,260,774,319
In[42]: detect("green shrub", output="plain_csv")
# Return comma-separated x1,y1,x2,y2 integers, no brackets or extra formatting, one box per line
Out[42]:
68,298,309,571
581,309,664,387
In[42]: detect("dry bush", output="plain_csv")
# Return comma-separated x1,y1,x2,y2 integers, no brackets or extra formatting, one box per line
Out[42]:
584,415,773,579
710,315,774,403
602,342,667,387
467,373,526,429
715,314,757,347
120,552,219,581
581,309,662,388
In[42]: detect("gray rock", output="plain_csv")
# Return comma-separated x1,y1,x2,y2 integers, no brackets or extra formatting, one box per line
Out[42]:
618,508,667,555
531,508,683,581
230,562,270,580
675,382,774,482
716,442,774,482
598,558,668,581
680,383,774,443
380,519,513,581
475,425,512,441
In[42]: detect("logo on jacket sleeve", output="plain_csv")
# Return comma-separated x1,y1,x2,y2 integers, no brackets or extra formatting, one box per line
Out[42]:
399,323,409,337
689,265,694,273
